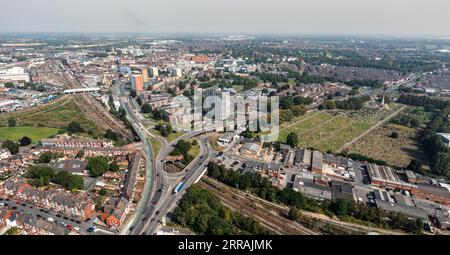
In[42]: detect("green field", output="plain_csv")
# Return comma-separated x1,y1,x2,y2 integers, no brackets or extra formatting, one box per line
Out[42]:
187,138,200,159
149,137,162,158
279,105,402,152
0,97,103,134
0,126,59,143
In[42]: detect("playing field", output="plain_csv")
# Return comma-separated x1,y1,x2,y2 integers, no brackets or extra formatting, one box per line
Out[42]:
0,126,59,143
0,96,103,134
279,106,402,152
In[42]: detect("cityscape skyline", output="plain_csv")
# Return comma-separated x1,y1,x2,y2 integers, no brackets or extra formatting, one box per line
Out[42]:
2,0,450,37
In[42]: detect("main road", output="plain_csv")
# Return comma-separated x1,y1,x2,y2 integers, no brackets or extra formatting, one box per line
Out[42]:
113,81,214,235
139,135,214,235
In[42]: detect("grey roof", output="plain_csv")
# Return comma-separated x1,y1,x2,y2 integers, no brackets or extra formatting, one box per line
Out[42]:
311,151,323,170
219,132,236,142
293,176,332,200
393,193,414,207
49,159,88,174
367,164,400,182
405,170,417,180
375,199,428,220
417,184,450,199
331,181,354,202
123,153,141,200
279,144,291,151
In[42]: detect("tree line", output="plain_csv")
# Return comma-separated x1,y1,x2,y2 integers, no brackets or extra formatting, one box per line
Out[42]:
26,165,84,191
397,94,450,177
173,185,272,235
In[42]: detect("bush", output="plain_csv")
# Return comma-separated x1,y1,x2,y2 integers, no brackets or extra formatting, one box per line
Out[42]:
390,132,399,139
20,136,32,146
8,117,16,127
68,121,84,133
2,140,20,155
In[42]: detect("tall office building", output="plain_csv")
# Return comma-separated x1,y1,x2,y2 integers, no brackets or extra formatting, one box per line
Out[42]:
172,68,182,77
131,74,144,91
141,67,149,82
149,67,159,77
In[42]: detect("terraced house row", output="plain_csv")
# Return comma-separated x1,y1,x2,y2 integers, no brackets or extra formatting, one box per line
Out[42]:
1,178,95,220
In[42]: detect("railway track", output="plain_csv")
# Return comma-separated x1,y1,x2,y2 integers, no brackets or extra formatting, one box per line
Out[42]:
51,64,134,141
75,93,133,140
198,179,318,235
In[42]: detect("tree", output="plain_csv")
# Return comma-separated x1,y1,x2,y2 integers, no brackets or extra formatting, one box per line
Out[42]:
407,159,423,173
286,132,299,148
3,140,19,155
280,98,294,109
75,150,85,158
390,132,399,139
141,103,152,113
183,90,191,97
288,207,302,221
68,121,84,133
294,96,314,105
130,89,137,98
99,188,107,196
319,100,336,110
290,105,307,117
53,171,84,190
104,129,120,141
109,161,119,172
8,117,16,127
280,109,294,123
87,157,110,177
136,97,143,106
4,82,14,88
19,136,32,146
38,152,54,163
26,165,55,187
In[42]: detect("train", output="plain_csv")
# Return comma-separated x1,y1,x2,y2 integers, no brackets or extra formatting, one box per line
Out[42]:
173,181,185,195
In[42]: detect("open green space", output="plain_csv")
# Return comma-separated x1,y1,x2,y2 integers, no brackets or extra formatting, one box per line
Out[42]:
186,138,200,159
0,126,59,143
0,97,103,134
279,105,403,152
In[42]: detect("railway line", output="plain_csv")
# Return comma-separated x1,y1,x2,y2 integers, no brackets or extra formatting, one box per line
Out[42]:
198,178,318,235
201,176,404,235
74,93,133,140
46,61,134,141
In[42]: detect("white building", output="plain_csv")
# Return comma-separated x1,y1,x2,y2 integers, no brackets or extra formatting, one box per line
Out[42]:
0,67,30,82
172,68,182,77
149,67,159,77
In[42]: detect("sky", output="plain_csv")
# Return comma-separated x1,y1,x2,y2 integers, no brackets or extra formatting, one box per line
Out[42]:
1,0,450,37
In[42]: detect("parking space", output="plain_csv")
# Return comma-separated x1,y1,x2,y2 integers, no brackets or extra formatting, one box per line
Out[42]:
216,156,244,171
0,197,95,234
